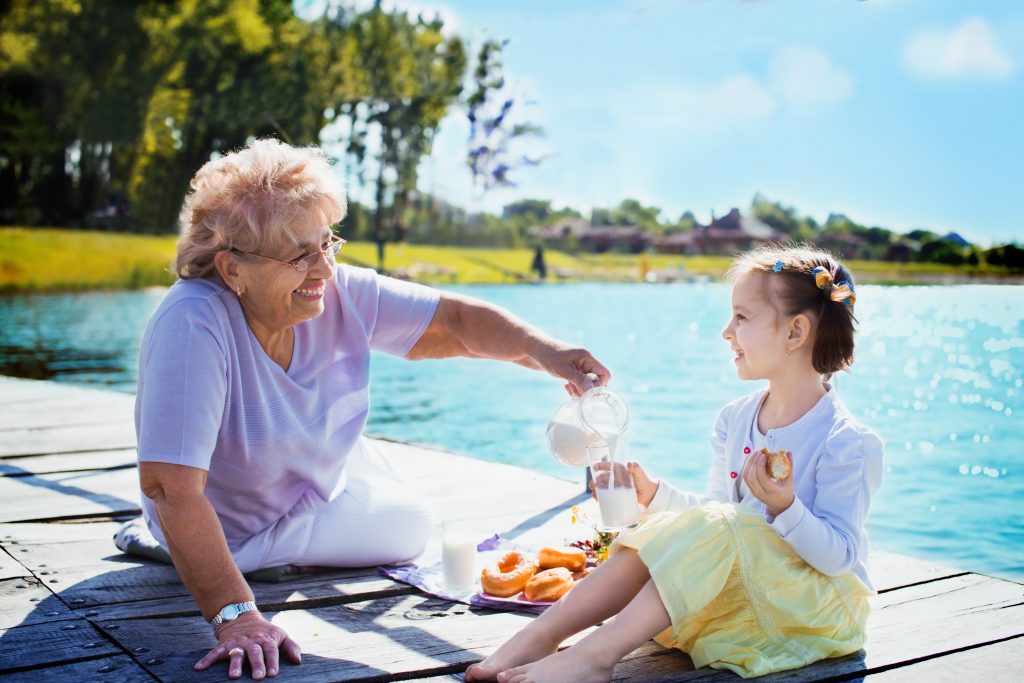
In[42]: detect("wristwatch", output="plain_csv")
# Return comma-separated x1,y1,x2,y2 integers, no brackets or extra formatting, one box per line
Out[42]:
210,601,258,630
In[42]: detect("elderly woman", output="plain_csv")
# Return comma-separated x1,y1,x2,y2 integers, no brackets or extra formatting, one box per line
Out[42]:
133,139,609,680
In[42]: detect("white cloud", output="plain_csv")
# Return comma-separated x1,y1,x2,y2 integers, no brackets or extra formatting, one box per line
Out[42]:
904,17,1013,80
769,46,854,104
642,75,776,135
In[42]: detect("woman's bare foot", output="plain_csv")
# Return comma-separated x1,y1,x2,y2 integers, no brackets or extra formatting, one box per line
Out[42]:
464,628,559,682
497,647,615,683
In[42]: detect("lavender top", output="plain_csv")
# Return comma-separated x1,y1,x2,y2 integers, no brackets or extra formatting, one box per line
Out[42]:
135,266,440,550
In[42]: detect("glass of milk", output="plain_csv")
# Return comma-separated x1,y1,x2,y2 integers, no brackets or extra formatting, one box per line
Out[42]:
441,520,477,594
586,440,641,531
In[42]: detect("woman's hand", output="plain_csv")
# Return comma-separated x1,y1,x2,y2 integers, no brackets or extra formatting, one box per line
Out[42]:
742,450,794,517
194,611,301,679
589,461,659,508
535,344,611,397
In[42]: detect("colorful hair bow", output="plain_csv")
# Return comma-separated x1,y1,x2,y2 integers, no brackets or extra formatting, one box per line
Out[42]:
811,266,833,289
771,260,785,273
833,280,856,306
809,265,856,307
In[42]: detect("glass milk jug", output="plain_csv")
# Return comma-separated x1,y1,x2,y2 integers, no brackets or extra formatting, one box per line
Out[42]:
546,379,629,467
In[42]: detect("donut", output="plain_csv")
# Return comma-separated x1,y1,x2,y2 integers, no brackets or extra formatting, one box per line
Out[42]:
538,546,587,573
524,567,575,602
480,551,537,597
761,448,792,480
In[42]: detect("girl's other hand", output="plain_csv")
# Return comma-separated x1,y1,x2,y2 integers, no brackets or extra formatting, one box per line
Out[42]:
628,462,659,507
742,451,794,517
587,461,659,508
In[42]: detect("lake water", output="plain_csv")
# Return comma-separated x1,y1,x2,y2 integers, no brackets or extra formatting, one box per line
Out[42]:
1,283,1021,580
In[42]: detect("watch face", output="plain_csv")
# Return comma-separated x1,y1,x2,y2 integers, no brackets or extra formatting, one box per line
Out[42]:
223,604,240,620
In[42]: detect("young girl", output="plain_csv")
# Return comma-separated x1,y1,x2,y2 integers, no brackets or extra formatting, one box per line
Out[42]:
466,245,884,682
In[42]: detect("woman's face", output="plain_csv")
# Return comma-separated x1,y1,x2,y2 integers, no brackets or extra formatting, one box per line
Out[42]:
236,221,336,332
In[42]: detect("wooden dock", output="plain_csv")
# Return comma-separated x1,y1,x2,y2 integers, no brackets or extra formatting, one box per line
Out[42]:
0,376,1021,681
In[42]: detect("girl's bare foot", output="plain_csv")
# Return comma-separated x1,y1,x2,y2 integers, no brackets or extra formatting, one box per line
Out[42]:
498,647,614,683
464,628,559,682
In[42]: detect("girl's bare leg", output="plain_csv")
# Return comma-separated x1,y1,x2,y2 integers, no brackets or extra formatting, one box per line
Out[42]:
464,549,650,682
499,580,670,683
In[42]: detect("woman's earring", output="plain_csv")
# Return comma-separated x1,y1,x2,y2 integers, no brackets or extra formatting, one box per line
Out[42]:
235,287,242,298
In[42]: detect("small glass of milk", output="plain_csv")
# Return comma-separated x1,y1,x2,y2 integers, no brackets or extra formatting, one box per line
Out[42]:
441,519,478,594
586,440,641,531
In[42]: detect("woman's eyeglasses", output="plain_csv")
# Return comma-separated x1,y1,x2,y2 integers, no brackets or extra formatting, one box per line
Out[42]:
232,235,346,274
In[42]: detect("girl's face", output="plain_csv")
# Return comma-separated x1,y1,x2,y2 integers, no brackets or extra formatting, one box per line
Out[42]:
721,272,790,381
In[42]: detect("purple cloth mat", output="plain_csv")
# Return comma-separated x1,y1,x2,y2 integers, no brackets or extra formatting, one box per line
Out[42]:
379,534,548,614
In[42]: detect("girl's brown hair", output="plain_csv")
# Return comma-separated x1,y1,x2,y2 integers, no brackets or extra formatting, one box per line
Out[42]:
727,244,858,379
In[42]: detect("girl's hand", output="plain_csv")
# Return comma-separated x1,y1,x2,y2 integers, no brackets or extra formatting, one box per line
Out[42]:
742,450,794,517
628,462,659,507
588,461,659,508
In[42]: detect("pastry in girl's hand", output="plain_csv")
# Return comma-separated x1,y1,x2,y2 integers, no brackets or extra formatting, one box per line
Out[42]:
481,551,537,597
760,448,792,480
524,567,575,602
538,546,587,572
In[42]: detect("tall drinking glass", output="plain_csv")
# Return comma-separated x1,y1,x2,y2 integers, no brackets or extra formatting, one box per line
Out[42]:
441,520,477,594
586,440,641,531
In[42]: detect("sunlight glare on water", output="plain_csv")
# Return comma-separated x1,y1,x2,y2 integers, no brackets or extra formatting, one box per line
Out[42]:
0,283,1020,579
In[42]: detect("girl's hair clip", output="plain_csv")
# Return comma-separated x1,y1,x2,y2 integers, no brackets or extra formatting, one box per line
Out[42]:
811,265,833,290
771,260,785,273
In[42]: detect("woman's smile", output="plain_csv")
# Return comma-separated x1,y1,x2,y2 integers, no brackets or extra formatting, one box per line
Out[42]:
293,283,325,301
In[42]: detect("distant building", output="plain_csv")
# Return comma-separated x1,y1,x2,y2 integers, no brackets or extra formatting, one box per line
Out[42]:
813,232,866,260
654,209,783,255
528,219,654,253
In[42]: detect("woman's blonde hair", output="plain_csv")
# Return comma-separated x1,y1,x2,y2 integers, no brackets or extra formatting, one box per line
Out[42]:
727,243,858,378
174,138,347,280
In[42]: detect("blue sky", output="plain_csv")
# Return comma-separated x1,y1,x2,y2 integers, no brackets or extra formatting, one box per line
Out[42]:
304,1,1024,245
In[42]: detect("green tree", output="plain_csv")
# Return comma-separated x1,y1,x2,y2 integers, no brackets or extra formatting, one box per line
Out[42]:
320,3,465,268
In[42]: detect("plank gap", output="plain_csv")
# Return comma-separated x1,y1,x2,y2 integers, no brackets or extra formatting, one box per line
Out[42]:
20,510,142,524
0,652,117,677
2,464,137,479
876,571,974,594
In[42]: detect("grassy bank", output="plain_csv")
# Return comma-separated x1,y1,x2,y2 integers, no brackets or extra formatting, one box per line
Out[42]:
0,227,1018,292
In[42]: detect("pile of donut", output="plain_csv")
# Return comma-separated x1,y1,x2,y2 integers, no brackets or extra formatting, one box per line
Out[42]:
480,546,589,602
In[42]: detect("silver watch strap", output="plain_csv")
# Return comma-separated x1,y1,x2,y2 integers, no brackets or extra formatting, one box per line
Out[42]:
210,600,258,629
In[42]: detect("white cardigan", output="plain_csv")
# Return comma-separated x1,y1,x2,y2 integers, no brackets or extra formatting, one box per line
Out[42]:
646,386,884,591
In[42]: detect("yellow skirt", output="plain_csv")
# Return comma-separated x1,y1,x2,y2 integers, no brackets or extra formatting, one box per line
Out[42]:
611,502,872,679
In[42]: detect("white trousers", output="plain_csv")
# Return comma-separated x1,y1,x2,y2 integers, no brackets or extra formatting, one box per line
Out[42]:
232,438,435,573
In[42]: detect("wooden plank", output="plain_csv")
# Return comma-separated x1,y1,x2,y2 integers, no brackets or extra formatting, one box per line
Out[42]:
0,377,83,405
105,594,548,682
864,636,1024,681
0,468,140,522
604,573,1024,682
0,389,134,432
0,548,29,581
0,617,120,673
0,577,75,629
0,395,133,432
0,655,152,682
870,550,968,591
1,450,136,477
0,422,137,458
0,520,123,546
3,528,417,614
